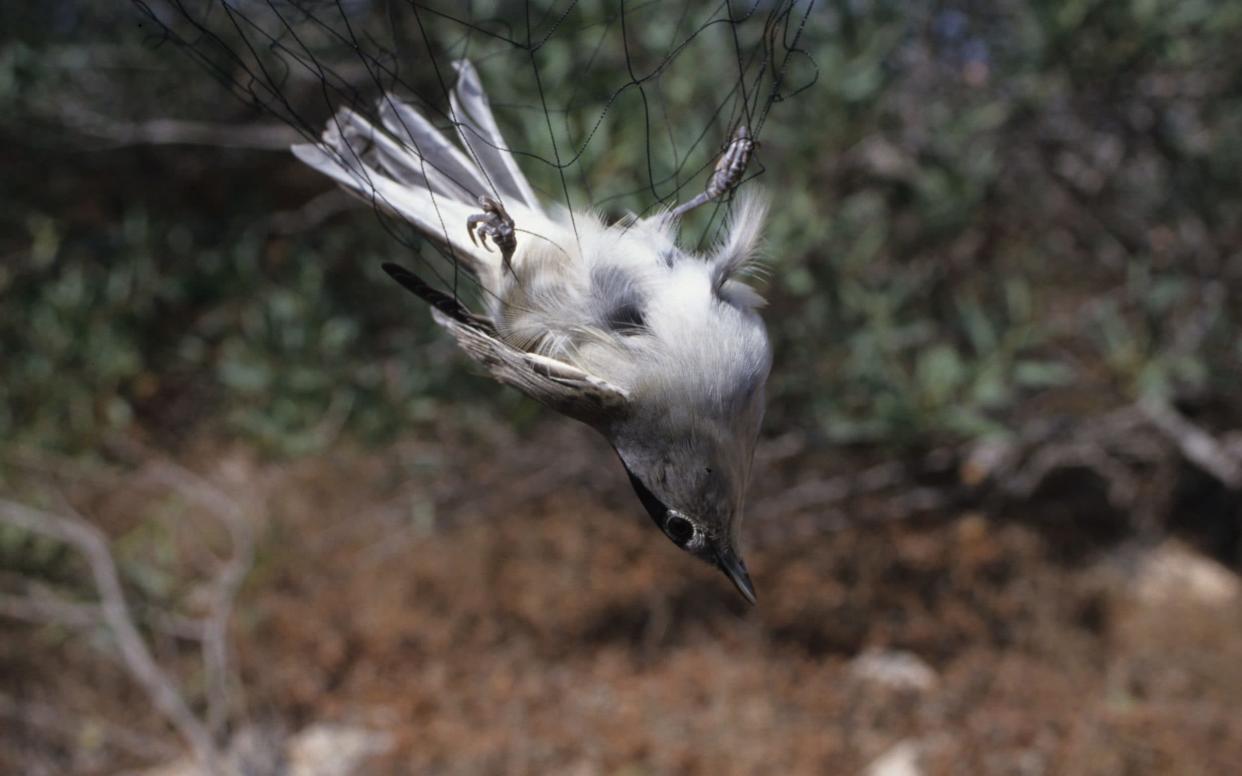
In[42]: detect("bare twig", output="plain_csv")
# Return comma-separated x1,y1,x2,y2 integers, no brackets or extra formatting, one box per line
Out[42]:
147,462,256,739
753,396,1242,544
1140,398,1242,488
0,692,180,762
755,431,808,465
268,189,355,234
55,101,300,150
0,590,100,629
0,498,223,773
1003,438,1142,507
755,444,961,524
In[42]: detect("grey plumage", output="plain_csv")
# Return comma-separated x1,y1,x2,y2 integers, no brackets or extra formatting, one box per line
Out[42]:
292,61,771,603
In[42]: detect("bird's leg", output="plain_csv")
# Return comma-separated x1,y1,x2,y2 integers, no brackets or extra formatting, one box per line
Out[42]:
465,195,517,276
671,124,756,218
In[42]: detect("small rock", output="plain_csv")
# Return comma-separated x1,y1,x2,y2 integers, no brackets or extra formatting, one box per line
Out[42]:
1134,541,1240,607
140,757,197,776
139,723,283,776
140,722,391,776
865,740,924,776
850,649,938,692
285,723,393,776
959,438,1016,487
226,723,285,776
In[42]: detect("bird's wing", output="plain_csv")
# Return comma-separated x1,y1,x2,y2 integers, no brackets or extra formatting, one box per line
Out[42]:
449,60,543,214
430,308,630,421
381,262,497,334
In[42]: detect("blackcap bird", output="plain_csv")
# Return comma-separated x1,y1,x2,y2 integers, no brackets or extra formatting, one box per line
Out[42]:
293,61,770,603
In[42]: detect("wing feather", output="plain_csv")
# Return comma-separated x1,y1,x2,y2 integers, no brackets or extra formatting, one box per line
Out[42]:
430,308,629,421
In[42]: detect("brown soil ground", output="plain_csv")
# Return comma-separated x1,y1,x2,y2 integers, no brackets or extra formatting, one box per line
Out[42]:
4,421,1242,774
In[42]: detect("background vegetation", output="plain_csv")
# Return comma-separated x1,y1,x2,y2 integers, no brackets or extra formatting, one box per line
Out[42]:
4,1,1240,453
3,1,1241,773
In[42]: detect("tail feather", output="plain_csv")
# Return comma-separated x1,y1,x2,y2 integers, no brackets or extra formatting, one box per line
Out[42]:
291,126,492,277
449,60,541,212
292,60,554,295
375,98,487,202
327,106,468,202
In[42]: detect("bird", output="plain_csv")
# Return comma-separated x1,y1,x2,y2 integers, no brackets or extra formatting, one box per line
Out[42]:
292,60,771,604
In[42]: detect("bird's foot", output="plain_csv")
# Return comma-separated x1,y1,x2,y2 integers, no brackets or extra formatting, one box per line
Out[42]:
465,195,517,275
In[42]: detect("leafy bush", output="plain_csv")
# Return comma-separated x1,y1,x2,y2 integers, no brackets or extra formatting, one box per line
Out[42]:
2,0,1240,454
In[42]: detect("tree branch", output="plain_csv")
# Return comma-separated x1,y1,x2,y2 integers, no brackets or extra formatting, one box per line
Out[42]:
1140,399,1242,489
55,101,300,150
0,498,223,773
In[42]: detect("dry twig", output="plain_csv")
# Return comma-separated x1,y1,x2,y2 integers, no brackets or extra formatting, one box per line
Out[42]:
146,461,255,738
0,453,259,771
55,101,299,150
0,497,224,772
1140,398,1242,489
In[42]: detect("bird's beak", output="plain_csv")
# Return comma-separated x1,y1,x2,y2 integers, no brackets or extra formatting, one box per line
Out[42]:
714,545,757,605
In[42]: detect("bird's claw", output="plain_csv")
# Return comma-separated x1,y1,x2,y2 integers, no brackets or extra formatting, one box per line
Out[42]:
465,195,517,274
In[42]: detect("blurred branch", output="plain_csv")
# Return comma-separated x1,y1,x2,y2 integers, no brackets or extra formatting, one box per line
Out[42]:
146,460,255,737
0,692,180,762
759,396,1241,541
1,447,260,764
755,452,955,543
1140,399,1242,489
0,497,224,772
0,588,100,629
755,432,809,466
55,101,300,150
998,409,1148,508
269,189,355,234
757,460,905,520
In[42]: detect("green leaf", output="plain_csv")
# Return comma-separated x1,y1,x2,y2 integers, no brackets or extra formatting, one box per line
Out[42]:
915,344,965,404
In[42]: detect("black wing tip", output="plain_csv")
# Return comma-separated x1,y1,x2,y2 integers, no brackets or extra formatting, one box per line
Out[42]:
378,261,497,336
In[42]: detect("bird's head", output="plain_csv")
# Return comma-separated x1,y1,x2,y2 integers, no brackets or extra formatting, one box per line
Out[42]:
609,383,766,604
597,191,770,604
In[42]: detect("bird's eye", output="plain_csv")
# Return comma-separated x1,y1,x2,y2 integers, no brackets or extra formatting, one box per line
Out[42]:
665,514,695,547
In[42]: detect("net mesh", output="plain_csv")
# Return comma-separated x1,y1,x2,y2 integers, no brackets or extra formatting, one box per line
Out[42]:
132,0,817,300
